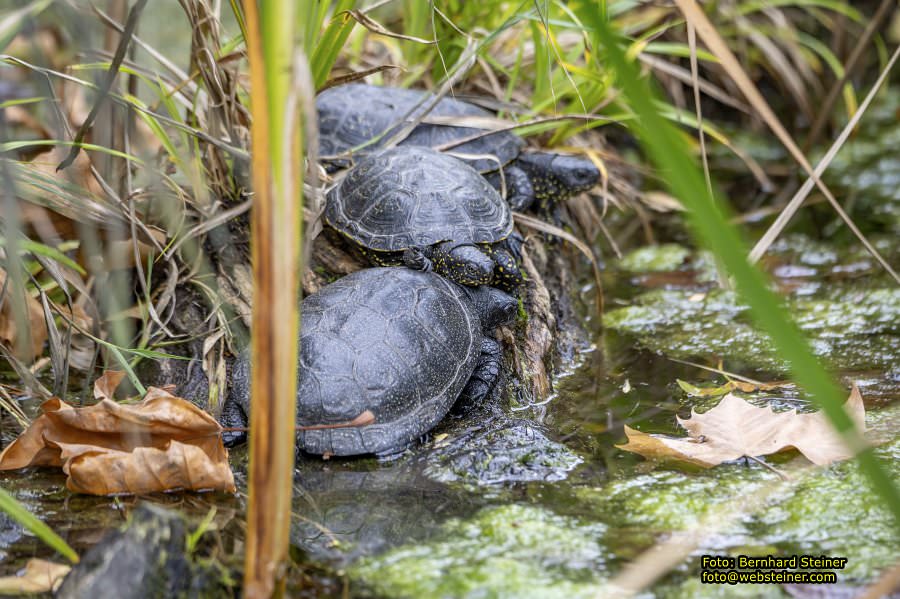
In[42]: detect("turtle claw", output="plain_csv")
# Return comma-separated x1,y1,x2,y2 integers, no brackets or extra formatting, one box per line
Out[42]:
481,241,524,293
222,429,247,448
454,337,503,413
220,398,248,447
502,232,524,262
403,247,433,272
488,165,535,212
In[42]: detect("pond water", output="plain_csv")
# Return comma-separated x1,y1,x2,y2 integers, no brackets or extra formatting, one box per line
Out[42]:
2,6,899,590
2,222,897,597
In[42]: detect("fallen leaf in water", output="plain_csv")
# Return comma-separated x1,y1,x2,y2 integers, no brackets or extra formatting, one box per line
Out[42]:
0,558,70,594
677,378,795,398
0,268,48,359
731,379,795,393
618,386,866,467
0,375,235,495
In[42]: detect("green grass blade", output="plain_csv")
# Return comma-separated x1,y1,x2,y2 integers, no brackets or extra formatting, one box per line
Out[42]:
581,9,900,528
310,0,357,88
0,0,54,51
0,487,79,564
0,237,86,275
0,140,144,165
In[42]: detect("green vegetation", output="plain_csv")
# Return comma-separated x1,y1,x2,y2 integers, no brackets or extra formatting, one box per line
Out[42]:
351,504,609,598
0,0,897,594
606,286,900,373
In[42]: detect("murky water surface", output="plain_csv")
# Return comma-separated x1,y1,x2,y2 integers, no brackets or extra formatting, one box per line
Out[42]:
3,221,897,597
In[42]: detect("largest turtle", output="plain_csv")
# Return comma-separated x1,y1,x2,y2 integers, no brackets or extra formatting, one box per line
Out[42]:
221,267,517,457
317,83,600,212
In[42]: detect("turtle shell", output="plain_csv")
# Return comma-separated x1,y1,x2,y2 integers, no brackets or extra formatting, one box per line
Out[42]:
325,146,513,252
230,268,482,456
317,83,524,173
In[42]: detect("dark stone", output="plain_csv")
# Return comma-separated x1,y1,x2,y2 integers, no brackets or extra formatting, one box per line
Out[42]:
423,415,582,485
56,503,233,599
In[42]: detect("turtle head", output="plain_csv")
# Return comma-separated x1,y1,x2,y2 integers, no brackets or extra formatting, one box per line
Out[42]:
432,242,495,286
519,152,600,198
547,154,600,194
464,285,518,330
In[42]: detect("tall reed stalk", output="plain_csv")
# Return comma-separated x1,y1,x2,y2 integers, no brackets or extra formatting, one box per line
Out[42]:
241,0,303,595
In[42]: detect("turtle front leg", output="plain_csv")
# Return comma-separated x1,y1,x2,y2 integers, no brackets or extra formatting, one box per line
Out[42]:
220,397,248,447
502,231,524,262
429,241,495,286
487,166,535,212
454,337,503,412
484,243,525,293
402,246,434,272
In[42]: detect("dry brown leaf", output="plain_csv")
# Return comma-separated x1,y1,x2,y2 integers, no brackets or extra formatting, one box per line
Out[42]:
93,370,127,401
677,378,795,397
0,558,71,594
729,379,794,393
641,191,685,213
28,146,104,198
347,10,437,44
0,268,48,359
619,387,866,467
0,382,235,495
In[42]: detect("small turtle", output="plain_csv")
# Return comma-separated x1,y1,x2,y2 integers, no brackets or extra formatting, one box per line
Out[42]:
221,267,517,457
317,83,600,212
325,145,524,290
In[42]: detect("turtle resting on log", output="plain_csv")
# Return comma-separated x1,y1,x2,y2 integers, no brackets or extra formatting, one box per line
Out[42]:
325,145,524,291
317,82,600,212
221,267,517,457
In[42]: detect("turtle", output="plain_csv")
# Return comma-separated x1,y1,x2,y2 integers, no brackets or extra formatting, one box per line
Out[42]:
317,82,600,213
325,145,524,291
220,267,517,457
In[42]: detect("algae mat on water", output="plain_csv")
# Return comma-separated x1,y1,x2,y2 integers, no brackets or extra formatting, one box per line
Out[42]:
347,408,900,598
350,504,609,598
606,238,900,398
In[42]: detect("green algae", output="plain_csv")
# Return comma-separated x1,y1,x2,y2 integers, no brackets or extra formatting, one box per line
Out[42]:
604,289,778,370
820,109,900,230
617,234,897,286
655,578,787,599
423,419,583,486
619,244,693,273
349,504,609,598
605,287,900,374
347,407,899,598
757,451,900,580
579,466,777,539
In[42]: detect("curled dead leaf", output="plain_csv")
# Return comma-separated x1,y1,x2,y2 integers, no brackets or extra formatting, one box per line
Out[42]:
677,378,795,398
0,379,235,495
0,268,47,359
63,441,232,496
0,558,71,594
93,370,127,401
618,386,866,467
